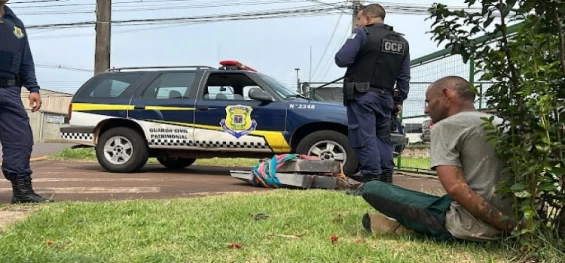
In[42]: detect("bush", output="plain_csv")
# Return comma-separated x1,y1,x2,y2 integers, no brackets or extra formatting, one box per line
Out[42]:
427,0,565,260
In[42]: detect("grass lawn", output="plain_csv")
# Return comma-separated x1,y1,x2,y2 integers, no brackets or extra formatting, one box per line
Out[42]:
0,190,515,262
49,147,432,170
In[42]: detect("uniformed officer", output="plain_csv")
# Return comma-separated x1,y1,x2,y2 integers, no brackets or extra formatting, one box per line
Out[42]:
0,1,53,203
335,3,410,185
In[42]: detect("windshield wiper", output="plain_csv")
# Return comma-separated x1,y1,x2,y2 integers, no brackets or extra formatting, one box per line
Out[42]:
286,94,309,99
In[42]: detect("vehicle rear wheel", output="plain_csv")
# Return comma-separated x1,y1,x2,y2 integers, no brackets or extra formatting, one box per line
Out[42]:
156,157,196,170
295,130,358,176
96,127,148,173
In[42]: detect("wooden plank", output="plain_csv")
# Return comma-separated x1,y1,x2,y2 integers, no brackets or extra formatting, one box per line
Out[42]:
275,159,341,173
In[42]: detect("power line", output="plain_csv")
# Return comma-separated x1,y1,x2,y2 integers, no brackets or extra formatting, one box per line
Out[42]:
26,5,347,29
15,0,321,16
311,11,343,79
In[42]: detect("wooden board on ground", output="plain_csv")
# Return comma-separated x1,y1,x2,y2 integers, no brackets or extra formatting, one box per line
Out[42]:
229,170,361,190
273,159,341,173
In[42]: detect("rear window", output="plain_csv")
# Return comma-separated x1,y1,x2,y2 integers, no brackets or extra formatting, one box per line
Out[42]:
141,72,197,99
76,72,142,98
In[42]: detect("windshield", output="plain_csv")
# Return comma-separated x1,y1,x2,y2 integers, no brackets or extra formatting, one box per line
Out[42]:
256,73,302,99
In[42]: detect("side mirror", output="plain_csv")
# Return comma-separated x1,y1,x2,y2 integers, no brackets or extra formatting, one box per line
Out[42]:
248,88,273,102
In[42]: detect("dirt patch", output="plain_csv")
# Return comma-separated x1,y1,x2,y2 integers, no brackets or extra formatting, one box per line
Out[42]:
0,206,39,231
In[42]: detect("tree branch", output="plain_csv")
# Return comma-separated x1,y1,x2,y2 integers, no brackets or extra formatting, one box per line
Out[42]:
555,7,565,77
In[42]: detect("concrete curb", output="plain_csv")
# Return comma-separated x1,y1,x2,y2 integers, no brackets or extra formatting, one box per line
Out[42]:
395,171,439,180
0,155,48,167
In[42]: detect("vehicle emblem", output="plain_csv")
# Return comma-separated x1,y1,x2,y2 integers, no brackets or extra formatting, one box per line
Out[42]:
220,105,257,139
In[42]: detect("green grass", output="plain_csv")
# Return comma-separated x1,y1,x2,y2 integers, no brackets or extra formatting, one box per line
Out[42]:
0,190,516,262
395,157,431,170
49,147,261,167
49,147,432,170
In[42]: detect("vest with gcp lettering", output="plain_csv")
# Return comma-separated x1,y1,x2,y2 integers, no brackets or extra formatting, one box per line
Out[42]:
345,23,409,93
0,13,26,78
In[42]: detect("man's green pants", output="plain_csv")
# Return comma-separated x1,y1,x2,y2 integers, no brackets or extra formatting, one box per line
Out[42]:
361,180,455,241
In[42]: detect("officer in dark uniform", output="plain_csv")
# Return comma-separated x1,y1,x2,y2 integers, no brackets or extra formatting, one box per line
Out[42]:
0,1,53,203
335,4,410,186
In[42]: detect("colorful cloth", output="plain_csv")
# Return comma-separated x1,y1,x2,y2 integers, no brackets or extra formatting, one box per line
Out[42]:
250,154,319,188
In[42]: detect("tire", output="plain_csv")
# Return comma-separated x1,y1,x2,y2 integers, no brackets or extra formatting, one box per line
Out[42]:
156,157,196,170
95,127,149,173
295,130,358,176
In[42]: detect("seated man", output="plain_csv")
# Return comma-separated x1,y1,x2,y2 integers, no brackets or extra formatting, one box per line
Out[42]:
360,76,518,242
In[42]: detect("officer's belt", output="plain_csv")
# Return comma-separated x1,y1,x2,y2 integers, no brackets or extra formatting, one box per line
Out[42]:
0,77,22,88
369,87,393,96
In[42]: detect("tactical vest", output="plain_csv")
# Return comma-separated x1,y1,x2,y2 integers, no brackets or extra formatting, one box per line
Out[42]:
0,12,25,78
344,23,409,93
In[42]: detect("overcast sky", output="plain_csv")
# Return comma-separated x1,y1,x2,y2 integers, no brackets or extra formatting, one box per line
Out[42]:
9,0,471,97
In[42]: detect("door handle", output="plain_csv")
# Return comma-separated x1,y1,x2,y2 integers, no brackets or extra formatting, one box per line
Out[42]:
196,105,209,111
134,105,145,110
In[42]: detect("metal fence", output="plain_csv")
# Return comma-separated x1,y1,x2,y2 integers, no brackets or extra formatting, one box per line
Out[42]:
300,22,524,174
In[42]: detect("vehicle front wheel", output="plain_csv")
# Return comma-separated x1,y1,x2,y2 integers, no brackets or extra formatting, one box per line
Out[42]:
156,157,196,170
95,127,149,173
295,130,358,176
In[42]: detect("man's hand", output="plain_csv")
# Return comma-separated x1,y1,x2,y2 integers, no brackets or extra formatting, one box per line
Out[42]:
29,92,42,112
394,104,403,116
436,165,517,233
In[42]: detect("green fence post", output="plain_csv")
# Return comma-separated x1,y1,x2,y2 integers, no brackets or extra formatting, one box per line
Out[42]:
396,111,403,169
469,55,475,84
479,84,483,110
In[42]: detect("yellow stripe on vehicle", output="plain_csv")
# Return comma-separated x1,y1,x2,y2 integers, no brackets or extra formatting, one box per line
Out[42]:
147,120,291,153
144,106,196,111
72,103,134,111
72,104,196,111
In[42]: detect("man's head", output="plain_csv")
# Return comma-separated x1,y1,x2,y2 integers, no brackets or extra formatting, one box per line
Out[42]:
0,0,8,5
424,76,476,123
356,4,385,27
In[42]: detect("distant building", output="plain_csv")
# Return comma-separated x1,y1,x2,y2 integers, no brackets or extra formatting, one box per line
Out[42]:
20,88,73,143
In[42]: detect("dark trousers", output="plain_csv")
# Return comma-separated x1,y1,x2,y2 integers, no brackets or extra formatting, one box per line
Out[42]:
0,86,34,181
346,91,394,176
361,180,454,241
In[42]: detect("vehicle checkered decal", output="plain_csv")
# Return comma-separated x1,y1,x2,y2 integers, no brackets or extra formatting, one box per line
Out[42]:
149,138,268,149
60,132,94,141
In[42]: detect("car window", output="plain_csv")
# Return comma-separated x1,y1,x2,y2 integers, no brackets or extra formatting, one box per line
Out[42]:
79,72,142,98
142,72,197,99
203,72,267,101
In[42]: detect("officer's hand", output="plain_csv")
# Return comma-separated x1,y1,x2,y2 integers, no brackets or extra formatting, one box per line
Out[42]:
29,92,42,112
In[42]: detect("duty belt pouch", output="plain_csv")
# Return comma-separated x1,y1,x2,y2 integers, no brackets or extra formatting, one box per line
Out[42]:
354,82,370,93
344,82,356,103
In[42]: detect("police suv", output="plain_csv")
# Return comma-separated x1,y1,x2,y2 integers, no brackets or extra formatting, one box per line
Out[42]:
60,61,407,175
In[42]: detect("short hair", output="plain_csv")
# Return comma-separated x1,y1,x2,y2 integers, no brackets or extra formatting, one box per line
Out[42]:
360,4,386,19
432,76,476,101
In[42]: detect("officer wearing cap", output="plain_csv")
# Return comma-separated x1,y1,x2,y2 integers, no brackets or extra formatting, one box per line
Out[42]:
335,3,410,186
0,0,53,203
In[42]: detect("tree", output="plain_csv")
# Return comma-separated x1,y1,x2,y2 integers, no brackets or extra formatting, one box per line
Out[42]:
426,0,565,259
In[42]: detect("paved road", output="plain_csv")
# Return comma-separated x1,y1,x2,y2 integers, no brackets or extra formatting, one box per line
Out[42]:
0,143,75,162
0,160,444,203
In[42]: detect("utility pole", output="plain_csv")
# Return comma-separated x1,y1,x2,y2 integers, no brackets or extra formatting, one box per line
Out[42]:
95,0,111,75
295,68,301,92
352,0,361,31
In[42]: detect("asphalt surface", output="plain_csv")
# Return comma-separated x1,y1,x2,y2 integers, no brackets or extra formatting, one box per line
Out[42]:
0,160,444,203
0,143,75,162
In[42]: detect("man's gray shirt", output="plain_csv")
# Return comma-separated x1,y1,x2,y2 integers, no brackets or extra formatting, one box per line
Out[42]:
430,111,515,241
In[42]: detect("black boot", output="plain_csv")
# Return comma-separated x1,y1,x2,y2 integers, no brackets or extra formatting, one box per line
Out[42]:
380,173,393,184
10,178,53,204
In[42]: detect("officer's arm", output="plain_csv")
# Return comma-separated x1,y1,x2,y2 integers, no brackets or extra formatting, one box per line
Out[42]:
394,53,411,104
334,27,366,68
19,27,40,93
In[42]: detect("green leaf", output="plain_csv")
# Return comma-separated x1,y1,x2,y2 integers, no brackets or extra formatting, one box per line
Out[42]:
510,183,527,192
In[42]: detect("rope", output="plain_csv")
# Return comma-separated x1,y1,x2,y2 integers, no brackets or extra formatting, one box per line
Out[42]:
250,154,319,188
